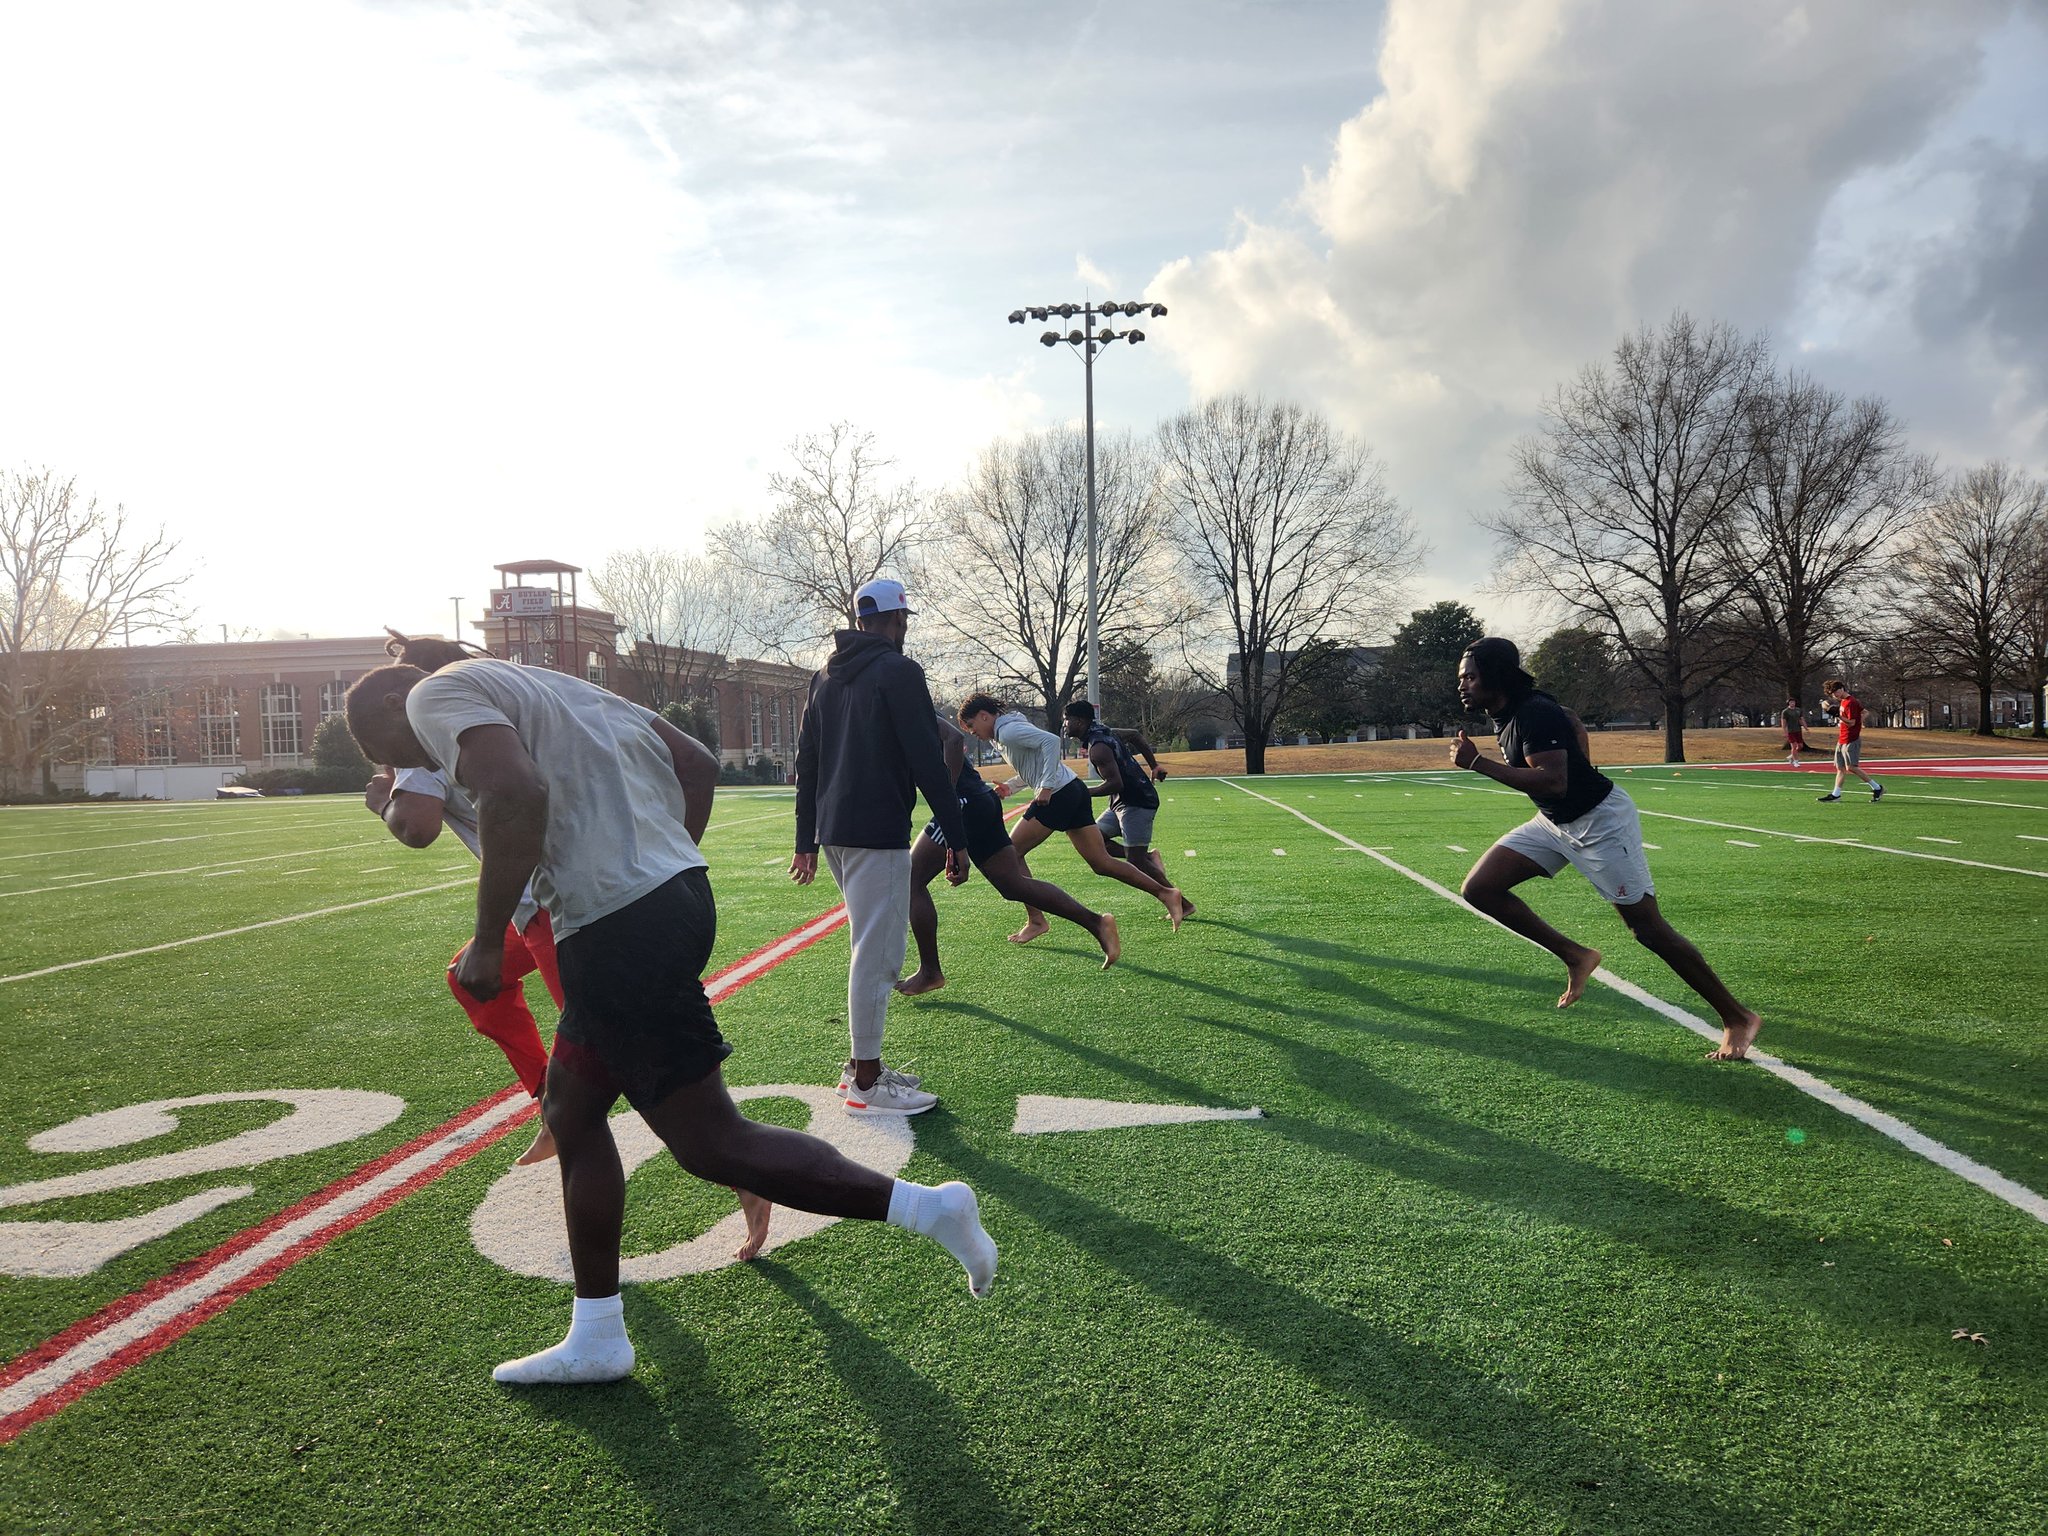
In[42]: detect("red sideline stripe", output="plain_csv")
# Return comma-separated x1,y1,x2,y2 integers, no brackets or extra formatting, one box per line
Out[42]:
706,904,846,992
0,900,849,1442
0,1097,536,1444
0,1086,526,1401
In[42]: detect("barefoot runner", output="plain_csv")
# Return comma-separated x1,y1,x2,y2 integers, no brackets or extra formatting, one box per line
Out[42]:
1060,699,1190,905
897,713,1118,997
347,652,996,1384
1450,637,1762,1062
957,693,1188,942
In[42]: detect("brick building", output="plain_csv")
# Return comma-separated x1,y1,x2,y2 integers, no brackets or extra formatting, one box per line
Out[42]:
29,558,816,798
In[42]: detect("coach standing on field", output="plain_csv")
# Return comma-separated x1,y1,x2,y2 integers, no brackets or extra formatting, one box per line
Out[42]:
791,578,968,1114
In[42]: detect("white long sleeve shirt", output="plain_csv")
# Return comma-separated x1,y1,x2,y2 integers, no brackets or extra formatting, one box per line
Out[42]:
992,712,1079,793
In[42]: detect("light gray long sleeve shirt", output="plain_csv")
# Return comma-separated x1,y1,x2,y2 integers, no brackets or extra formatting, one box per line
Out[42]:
992,712,1079,793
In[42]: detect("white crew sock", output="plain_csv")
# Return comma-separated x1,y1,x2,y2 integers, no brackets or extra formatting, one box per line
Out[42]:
887,1179,997,1298
492,1293,635,1385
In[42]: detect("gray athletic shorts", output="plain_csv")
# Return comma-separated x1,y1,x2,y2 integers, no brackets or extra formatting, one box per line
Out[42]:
1834,739,1862,769
1493,788,1655,907
1096,804,1157,848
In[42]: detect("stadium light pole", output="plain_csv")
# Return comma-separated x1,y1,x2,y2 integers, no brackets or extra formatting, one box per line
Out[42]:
1008,299,1167,710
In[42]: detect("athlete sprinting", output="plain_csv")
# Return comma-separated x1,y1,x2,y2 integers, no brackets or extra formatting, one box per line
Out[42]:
1450,637,1762,1062
348,654,996,1385
896,714,1119,995
957,693,1188,939
1060,700,1189,907
1816,678,1884,803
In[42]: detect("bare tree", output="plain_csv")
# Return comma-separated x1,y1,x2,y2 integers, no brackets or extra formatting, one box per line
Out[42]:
1729,375,1936,706
1894,462,2042,736
921,427,1180,726
711,423,923,660
1489,313,1771,762
589,547,739,708
1,468,186,796
1157,395,1418,774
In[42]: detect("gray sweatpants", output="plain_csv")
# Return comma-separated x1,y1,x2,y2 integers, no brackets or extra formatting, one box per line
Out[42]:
823,845,910,1060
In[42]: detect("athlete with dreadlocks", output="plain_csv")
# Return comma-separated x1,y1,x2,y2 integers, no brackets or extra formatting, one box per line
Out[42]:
1450,637,1761,1062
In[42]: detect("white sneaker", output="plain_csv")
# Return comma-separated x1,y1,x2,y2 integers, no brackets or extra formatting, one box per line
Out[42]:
835,1061,922,1098
844,1065,937,1114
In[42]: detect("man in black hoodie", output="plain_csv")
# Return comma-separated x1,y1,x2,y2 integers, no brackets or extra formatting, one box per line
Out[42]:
791,578,969,1112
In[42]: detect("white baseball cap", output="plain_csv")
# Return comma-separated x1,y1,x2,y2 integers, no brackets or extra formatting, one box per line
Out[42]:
854,577,915,617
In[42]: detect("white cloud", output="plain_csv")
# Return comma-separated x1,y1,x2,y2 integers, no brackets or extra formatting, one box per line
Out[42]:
1148,0,2046,635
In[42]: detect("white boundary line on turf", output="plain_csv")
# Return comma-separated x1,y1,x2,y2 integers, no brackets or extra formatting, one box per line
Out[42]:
0,881,473,986
0,839,390,900
1409,774,2048,881
1607,773,2048,814
1222,779,2048,1226
706,807,795,832
0,816,365,863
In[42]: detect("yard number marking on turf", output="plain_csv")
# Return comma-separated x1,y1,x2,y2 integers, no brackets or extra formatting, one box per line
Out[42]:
0,901,855,1442
0,1092,406,1280
1222,779,2048,1228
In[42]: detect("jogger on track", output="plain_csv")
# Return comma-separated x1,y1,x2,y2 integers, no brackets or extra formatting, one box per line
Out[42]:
1449,637,1763,1063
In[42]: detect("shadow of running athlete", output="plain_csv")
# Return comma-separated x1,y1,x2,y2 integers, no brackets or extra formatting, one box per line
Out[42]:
1449,637,1763,1063
897,714,1119,996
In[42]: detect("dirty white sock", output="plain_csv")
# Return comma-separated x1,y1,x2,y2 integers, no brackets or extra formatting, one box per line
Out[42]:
492,1293,635,1384
887,1179,997,1298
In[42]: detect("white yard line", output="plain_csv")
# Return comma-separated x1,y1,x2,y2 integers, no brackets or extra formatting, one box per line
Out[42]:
707,807,794,832
0,840,387,901
0,818,363,863
1223,780,2048,1225
1727,839,1760,848
0,881,472,986
1414,775,2048,880
1917,837,1960,845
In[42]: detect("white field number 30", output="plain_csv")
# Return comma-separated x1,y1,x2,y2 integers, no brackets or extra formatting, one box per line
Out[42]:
0,1087,910,1284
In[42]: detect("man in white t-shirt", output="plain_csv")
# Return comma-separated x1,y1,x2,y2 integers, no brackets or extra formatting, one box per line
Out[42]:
346,656,997,1385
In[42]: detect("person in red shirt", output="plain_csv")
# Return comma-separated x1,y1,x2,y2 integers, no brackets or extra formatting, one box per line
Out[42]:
1817,678,1885,802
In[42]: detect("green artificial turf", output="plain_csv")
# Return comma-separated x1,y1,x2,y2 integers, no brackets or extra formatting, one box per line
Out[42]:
1,772,2043,1535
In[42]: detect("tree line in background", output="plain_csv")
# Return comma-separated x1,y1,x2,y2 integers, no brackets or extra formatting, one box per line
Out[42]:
5,312,2045,794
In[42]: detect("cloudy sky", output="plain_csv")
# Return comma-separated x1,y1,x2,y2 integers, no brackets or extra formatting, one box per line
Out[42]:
2,0,2043,648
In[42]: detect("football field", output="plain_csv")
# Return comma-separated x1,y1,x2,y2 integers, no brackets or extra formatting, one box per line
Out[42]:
2,766,2044,1534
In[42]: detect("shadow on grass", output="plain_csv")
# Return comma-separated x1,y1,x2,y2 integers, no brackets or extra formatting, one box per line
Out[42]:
915,1117,1776,1535
756,1266,1029,1536
953,987,2045,1336
512,1295,801,1536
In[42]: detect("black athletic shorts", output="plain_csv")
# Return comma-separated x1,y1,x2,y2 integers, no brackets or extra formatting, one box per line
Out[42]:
1022,777,1095,833
926,787,1011,865
553,867,731,1110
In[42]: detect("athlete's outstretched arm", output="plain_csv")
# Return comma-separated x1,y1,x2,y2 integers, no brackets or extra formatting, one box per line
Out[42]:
649,715,718,844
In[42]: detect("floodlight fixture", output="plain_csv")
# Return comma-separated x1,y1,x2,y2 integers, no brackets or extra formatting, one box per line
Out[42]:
1149,303,1168,317
1005,294,1167,710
